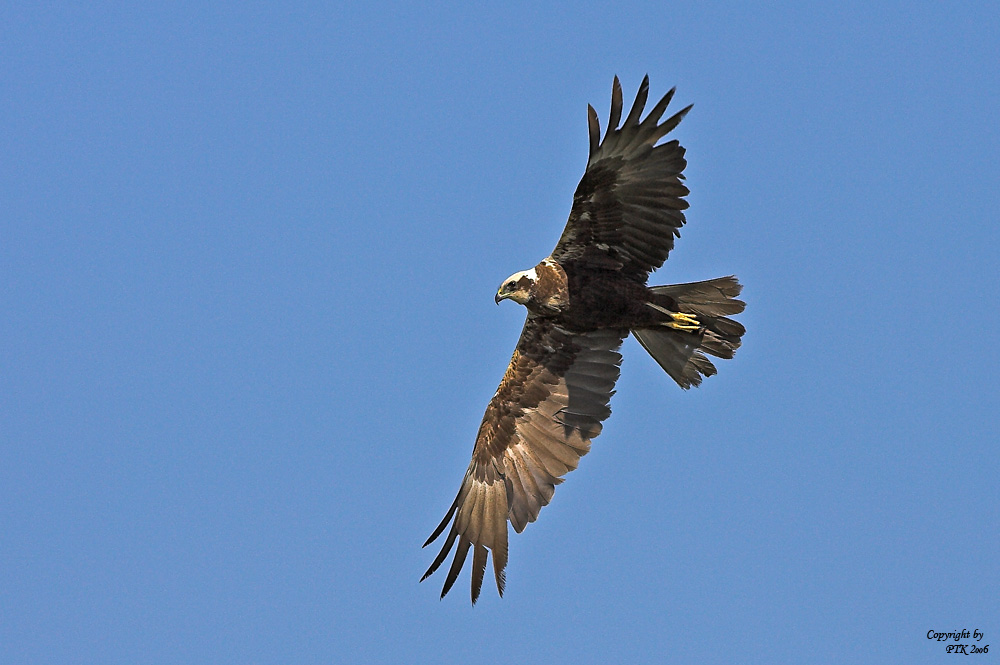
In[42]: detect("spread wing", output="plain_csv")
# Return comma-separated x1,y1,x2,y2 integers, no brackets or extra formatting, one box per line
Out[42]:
551,75,692,280
421,318,624,603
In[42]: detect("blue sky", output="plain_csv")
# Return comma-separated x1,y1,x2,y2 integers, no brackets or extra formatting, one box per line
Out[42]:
2,2,997,663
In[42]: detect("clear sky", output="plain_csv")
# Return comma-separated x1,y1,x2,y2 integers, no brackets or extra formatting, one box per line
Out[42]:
2,2,997,663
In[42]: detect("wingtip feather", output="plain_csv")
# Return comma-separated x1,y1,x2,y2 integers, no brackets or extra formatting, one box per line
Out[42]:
623,75,650,128
471,544,488,605
440,536,471,599
587,104,600,158
605,75,623,140
422,491,461,547
420,526,458,582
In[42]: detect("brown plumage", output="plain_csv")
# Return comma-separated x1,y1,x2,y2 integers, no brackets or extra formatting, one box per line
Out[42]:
422,76,746,603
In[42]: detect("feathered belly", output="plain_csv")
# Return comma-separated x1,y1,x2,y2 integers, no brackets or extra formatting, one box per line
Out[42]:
559,279,656,332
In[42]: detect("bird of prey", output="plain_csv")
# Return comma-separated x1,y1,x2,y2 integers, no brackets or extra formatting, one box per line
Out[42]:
421,76,745,603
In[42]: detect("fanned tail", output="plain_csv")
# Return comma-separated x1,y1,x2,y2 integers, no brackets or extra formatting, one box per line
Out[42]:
633,276,745,389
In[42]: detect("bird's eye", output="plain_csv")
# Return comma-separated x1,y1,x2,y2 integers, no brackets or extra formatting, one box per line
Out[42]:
506,281,516,291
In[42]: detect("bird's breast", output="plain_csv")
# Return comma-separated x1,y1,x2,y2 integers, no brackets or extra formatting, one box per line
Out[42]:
527,259,570,314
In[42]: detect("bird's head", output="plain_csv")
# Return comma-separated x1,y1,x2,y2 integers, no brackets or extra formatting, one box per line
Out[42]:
495,268,536,306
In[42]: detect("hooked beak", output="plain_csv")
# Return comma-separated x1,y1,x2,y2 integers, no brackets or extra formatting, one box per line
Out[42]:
495,291,503,305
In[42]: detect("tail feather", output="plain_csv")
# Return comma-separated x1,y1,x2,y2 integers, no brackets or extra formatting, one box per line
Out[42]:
633,276,745,389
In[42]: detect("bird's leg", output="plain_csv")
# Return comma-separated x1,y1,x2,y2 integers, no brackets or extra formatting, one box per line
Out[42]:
645,301,703,332
665,311,701,332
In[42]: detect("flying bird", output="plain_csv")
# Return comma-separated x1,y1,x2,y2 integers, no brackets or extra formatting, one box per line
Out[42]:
421,76,746,603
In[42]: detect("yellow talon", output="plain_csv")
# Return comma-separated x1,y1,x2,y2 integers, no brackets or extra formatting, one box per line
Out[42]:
666,312,701,331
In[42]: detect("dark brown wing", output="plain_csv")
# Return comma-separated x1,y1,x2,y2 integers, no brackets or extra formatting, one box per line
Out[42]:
550,76,692,280
421,318,624,603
